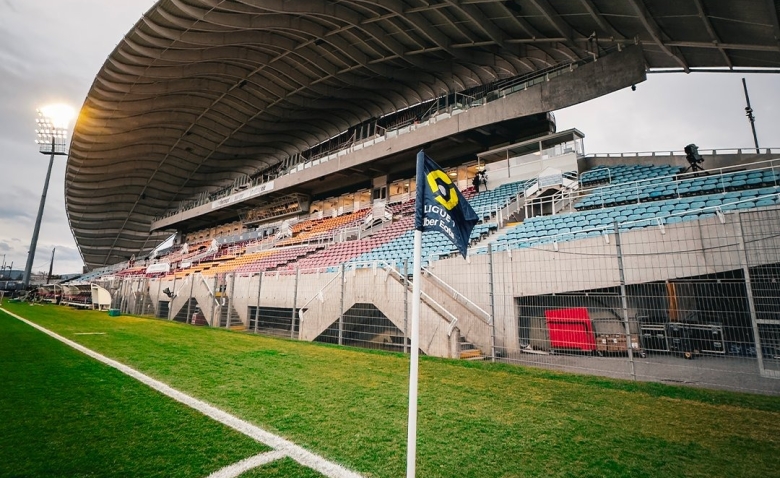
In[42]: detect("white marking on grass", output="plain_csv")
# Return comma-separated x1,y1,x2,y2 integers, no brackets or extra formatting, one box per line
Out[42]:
1,308,363,478
206,450,286,478
73,332,106,335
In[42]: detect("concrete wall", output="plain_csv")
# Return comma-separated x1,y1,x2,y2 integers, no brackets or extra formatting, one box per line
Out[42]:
154,46,646,230
428,208,780,355
137,208,780,359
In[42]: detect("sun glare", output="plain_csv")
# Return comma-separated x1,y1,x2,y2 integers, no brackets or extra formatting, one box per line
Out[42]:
39,104,76,129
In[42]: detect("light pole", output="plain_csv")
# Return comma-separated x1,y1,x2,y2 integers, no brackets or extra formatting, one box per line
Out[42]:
23,105,74,289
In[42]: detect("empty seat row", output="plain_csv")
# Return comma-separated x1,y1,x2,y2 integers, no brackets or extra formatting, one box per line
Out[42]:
494,188,780,251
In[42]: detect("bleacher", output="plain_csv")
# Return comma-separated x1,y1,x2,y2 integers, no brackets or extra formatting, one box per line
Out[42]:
469,180,534,218
578,164,683,187
73,160,780,282
491,161,780,251
575,164,779,210
276,208,371,246
68,176,546,280
353,222,497,269
235,245,323,274
575,165,685,209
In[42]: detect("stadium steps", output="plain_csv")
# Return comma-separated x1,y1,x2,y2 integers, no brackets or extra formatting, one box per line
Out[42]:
300,269,457,357
218,303,244,329
171,298,198,323
459,337,484,360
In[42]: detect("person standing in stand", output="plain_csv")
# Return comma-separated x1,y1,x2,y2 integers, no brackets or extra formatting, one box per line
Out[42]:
472,173,481,192
479,170,488,191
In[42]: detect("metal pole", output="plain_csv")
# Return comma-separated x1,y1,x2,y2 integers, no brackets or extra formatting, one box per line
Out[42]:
291,267,300,339
406,229,423,478
46,248,55,284
121,278,129,315
135,279,142,315
255,272,263,334
186,274,194,324
169,276,177,320
130,279,137,314
211,276,218,327
736,213,770,377
488,243,497,362
226,273,236,329
23,147,55,289
403,259,409,354
338,263,345,345
613,222,636,381
742,78,760,150
140,279,148,316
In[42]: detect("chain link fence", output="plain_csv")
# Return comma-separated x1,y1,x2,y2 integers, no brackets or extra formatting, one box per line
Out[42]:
103,207,780,395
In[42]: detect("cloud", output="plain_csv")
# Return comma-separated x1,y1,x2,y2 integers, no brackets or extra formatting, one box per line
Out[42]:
0,186,37,222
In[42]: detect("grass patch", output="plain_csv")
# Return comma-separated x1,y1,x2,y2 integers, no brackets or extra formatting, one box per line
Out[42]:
0,308,267,477
240,457,326,477
3,302,780,478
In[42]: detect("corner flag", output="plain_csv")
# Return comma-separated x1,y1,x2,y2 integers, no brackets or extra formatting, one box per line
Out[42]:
406,150,479,478
414,151,478,258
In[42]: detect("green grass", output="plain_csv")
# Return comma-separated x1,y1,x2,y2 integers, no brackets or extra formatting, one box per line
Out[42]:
239,458,326,477
3,301,780,478
0,307,268,477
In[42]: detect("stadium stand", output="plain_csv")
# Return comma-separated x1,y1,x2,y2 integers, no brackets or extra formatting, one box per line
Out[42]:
493,188,780,251
54,2,780,392
71,162,780,280
575,163,779,210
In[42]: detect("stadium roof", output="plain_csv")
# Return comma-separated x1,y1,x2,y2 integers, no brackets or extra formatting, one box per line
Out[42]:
66,0,780,268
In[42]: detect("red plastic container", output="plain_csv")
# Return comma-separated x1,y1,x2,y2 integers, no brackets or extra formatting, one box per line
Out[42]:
544,307,597,352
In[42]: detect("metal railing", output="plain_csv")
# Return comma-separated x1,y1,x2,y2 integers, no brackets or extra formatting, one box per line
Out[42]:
570,156,780,211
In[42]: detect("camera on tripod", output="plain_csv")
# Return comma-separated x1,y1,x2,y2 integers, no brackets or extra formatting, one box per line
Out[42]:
684,144,704,172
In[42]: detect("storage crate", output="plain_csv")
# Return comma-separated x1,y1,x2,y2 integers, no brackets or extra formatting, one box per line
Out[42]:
545,307,596,352
640,325,669,352
596,334,640,353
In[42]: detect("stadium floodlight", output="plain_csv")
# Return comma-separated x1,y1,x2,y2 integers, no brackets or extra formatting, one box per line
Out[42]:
23,104,76,289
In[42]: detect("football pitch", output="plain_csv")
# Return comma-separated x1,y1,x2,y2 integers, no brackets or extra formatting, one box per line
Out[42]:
1,301,779,477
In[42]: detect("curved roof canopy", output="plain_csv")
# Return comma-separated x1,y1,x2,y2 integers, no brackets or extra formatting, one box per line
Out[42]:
66,0,780,268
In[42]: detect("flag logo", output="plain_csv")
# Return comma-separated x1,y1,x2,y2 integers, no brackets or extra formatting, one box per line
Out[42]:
415,151,479,258
426,169,459,210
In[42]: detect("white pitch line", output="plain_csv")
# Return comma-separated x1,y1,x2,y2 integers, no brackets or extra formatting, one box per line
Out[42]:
1,308,363,478
206,450,286,478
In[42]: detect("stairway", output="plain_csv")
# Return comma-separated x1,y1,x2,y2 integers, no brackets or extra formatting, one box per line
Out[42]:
172,298,198,323
218,303,244,329
459,336,484,360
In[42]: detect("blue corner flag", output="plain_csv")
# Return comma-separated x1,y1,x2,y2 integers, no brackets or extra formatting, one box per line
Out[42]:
414,150,479,258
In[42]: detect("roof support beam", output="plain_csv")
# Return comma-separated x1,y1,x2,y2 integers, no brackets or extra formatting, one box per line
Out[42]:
627,0,689,72
577,0,624,40
495,1,576,63
527,0,574,43
767,0,780,50
692,0,732,68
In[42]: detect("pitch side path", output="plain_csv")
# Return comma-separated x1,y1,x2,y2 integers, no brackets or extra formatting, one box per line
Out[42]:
3,302,780,477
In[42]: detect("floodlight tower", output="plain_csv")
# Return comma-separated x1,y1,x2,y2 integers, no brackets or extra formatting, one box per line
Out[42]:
23,105,75,289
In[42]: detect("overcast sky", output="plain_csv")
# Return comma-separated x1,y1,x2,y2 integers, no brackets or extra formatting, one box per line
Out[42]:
1,1,779,275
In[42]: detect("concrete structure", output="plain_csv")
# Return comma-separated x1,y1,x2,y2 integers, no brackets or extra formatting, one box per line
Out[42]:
66,0,780,269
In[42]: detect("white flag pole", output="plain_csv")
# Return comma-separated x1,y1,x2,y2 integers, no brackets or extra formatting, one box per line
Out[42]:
406,228,423,478
406,151,425,478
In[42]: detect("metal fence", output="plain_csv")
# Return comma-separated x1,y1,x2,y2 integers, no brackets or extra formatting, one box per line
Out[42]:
103,207,780,395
